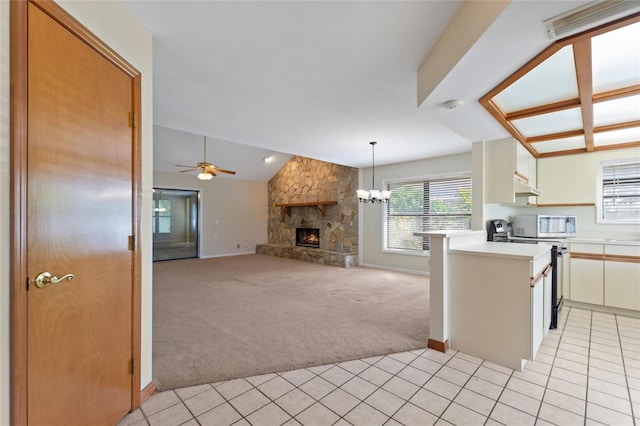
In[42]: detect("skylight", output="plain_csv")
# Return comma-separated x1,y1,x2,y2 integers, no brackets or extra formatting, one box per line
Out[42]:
481,14,640,158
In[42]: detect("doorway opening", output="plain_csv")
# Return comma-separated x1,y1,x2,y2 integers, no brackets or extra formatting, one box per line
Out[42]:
153,188,200,261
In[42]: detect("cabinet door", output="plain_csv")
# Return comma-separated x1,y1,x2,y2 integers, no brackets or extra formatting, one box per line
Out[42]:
531,279,545,358
605,260,640,311
570,258,604,305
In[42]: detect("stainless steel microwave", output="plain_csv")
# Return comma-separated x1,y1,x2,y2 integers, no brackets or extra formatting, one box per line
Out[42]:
512,215,576,238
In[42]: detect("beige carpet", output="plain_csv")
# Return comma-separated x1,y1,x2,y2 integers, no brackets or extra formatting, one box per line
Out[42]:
152,254,430,390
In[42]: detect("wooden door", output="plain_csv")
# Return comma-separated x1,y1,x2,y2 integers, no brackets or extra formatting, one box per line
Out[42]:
22,3,136,424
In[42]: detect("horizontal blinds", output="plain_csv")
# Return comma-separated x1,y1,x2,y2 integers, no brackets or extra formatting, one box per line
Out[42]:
386,176,471,251
602,161,640,220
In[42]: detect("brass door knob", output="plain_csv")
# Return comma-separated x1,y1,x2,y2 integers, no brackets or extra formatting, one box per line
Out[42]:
34,272,74,289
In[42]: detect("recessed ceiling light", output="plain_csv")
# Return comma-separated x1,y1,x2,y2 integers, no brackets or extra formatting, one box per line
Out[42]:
263,156,273,163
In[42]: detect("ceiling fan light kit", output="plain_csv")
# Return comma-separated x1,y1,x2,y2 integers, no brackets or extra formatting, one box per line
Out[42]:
175,135,237,181
357,141,391,204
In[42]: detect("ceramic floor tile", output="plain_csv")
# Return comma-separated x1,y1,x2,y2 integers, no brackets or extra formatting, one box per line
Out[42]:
397,365,432,387
408,388,451,417
588,376,630,399
295,402,340,426
147,403,193,426
586,402,634,426
306,364,334,375
341,375,379,400
441,402,486,426
229,388,270,417
409,356,442,374
553,357,588,375
216,379,254,400
453,388,495,416
590,342,622,356
280,369,316,387
299,376,336,401
382,376,420,400
246,373,278,387
506,377,545,400
388,351,419,365
245,402,291,426
422,350,454,365
175,384,212,401
357,366,393,387
435,365,471,387
320,366,355,387
258,376,296,400
558,342,589,356
464,377,503,400
364,388,406,416
141,391,181,417
232,419,251,426
498,389,541,416
117,409,145,426
361,355,384,364
473,366,510,387
587,389,632,415
589,366,628,387
319,388,359,416
542,389,585,416
197,402,242,426
538,402,586,426
489,402,536,426
546,377,587,400
392,402,438,426
446,357,480,375
374,356,407,375
338,359,370,375
343,402,388,426
524,360,552,376
423,376,461,400
550,366,587,387
275,388,315,417
590,357,626,375
183,387,226,417
454,352,483,365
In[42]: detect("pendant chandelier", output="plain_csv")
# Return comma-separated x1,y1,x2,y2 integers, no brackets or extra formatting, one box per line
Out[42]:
357,141,391,203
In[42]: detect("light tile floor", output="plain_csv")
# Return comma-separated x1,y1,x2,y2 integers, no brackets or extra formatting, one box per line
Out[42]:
119,307,640,426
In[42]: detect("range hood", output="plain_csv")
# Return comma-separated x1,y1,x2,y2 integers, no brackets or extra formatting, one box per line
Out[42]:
514,176,541,196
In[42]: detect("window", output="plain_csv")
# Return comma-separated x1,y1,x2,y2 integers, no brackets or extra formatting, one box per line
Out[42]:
385,176,471,252
598,159,640,223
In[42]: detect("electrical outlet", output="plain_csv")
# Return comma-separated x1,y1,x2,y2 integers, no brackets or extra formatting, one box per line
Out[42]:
236,243,240,249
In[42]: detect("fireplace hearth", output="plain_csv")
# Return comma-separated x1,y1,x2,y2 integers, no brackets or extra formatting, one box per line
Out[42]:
296,228,320,248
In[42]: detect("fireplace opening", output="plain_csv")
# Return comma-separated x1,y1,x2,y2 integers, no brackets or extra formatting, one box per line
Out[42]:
296,228,320,248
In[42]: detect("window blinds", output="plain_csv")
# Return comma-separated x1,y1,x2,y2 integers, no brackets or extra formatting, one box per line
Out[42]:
602,160,640,221
386,176,471,251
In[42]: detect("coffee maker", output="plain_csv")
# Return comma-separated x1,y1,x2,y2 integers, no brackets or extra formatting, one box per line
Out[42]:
487,219,510,242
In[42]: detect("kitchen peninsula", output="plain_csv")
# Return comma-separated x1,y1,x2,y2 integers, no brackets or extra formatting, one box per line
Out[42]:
416,231,552,370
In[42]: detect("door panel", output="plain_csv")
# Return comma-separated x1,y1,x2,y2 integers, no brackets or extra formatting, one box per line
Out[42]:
27,3,133,424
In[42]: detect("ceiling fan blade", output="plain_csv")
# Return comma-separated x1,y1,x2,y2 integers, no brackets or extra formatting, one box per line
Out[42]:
211,167,236,175
178,168,198,173
175,164,197,168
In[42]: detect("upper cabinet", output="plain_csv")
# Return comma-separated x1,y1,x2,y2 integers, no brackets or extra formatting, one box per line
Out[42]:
485,138,540,204
536,154,597,205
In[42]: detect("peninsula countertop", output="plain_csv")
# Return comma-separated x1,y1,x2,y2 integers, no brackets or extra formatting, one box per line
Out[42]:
448,241,551,261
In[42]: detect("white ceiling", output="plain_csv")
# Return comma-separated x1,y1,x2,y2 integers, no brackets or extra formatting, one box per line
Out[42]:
123,0,595,179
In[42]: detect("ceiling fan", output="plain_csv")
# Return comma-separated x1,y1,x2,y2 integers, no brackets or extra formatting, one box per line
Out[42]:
175,136,236,180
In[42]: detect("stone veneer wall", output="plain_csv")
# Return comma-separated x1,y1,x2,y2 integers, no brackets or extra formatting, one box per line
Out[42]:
262,156,359,264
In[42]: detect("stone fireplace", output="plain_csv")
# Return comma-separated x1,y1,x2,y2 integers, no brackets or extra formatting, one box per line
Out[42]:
296,228,320,248
256,155,358,267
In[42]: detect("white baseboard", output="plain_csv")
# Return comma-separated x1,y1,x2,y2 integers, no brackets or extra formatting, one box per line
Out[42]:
357,262,430,276
200,251,256,259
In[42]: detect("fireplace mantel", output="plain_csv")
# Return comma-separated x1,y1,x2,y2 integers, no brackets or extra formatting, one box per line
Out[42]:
275,201,337,217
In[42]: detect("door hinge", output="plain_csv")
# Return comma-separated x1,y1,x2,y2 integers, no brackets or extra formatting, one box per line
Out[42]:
128,235,136,251
128,112,137,128
131,358,136,375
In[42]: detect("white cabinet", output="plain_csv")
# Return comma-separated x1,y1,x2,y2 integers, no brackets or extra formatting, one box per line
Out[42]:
485,138,538,205
570,243,604,305
604,245,640,311
537,155,597,205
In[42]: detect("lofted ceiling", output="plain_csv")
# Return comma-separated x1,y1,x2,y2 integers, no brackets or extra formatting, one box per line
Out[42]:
122,0,638,181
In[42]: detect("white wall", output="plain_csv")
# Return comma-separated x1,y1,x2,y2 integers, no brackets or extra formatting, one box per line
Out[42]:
0,2,153,422
359,152,472,274
154,172,268,257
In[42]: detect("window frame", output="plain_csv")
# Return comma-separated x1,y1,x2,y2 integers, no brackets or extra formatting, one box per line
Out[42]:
596,157,640,224
382,172,472,256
